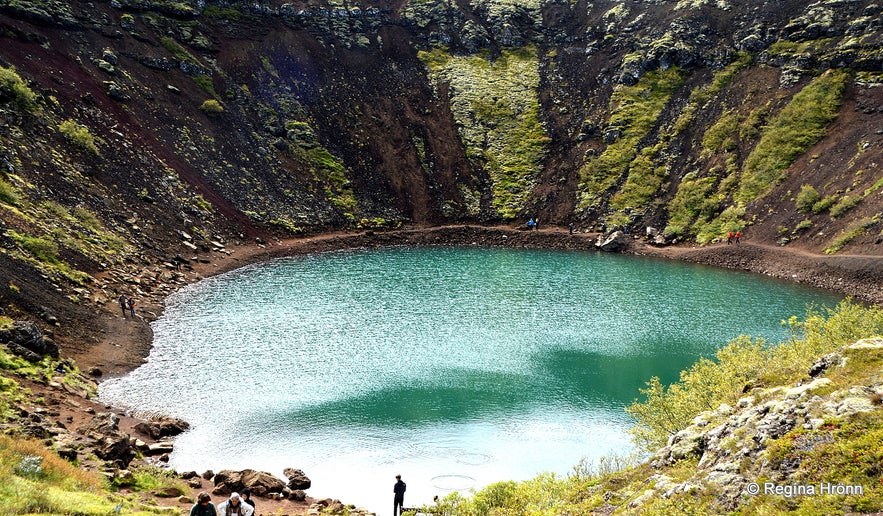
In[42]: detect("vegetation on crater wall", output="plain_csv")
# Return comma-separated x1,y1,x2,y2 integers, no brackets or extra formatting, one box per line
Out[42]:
58,120,100,156
735,69,847,204
419,46,549,220
0,66,38,112
576,68,685,220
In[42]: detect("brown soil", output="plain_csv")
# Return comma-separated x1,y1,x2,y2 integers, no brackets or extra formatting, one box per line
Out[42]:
33,224,883,515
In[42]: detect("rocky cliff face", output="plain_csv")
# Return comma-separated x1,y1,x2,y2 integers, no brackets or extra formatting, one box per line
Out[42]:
0,0,881,322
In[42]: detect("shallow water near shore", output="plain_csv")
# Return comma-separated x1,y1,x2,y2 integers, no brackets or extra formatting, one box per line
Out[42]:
99,247,841,512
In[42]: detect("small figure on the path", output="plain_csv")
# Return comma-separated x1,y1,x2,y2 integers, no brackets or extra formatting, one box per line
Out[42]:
118,293,127,318
534,218,539,231
393,474,407,516
217,492,253,516
568,223,574,235
726,231,733,245
127,297,136,318
190,492,217,516
735,230,742,244
527,218,536,231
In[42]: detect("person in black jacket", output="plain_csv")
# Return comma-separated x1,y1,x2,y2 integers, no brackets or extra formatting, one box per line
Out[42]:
393,475,406,516
240,488,255,514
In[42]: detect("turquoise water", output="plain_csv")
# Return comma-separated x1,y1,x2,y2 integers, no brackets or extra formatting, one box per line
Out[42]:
99,247,841,511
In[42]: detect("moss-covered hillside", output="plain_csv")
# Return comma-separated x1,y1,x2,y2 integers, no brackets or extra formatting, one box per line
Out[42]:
0,0,881,312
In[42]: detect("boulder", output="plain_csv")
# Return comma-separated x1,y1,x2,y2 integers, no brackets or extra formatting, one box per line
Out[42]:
0,321,59,360
241,469,287,496
146,442,175,455
78,412,121,437
284,467,312,490
93,435,136,467
133,417,190,439
212,469,244,494
595,231,630,252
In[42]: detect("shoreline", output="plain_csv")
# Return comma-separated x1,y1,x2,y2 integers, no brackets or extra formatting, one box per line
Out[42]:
70,224,883,513
81,224,883,378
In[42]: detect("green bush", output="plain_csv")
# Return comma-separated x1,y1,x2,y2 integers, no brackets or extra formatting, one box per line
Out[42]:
199,99,224,114
794,218,813,232
58,120,99,155
795,184,821,213
627,300,883,450
0,177,19,205
829,194,859,218
0,66,37,111
812,194,838,214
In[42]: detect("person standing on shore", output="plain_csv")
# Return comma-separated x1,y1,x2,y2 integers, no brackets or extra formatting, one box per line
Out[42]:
393,474,406,516
118,293,127,318
190,492,217,516
127,297,136,319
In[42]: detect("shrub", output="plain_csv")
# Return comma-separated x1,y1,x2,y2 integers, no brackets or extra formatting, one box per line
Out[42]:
627,300,883,450
0,66,37,111
58,120,99,155
199,99,224,114
795,184,821,213
794,219,813,232
829,195,859,218
0,177,19,205
812,195,837,214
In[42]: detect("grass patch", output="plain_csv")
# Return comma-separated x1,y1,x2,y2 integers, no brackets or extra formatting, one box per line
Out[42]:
736,70,847,203
420,46,549,220
578,68,686,214
824,215,880,254
0,177,20,205
6,230,90,284
58,120,100,155
0,435,171,515
0,66,37,112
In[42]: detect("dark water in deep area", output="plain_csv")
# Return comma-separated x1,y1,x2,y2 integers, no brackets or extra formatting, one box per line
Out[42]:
99,247,841,511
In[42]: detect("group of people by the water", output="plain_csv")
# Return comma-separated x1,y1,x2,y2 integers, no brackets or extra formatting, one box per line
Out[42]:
117,293,136,318
726,230,743,244
190,490,255,516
